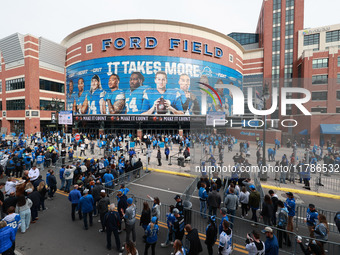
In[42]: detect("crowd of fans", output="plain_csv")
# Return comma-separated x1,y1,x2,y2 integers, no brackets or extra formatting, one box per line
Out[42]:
0,132,339,255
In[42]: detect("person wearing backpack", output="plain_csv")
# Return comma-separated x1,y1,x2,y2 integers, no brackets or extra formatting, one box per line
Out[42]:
313,214,329,250
104,203,123,252
276,200,289,248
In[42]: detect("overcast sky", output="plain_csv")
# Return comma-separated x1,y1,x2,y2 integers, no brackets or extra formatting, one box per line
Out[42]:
1,0,339,43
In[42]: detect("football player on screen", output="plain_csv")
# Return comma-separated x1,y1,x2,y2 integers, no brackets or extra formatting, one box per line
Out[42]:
125,72,148,114
141,71,184,115
178,73,201,115
80,75,105,114
73,78,86,114
100,74,125,114
66,80,76,111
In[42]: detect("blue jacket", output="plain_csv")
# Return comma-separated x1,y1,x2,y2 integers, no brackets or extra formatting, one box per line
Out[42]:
79,194,94,213
145,223,159,244
103,173,114,187
68,189,82,204
59,167,65,179
199,187,208,201
265,235,279,255
285,198,296,216
166,212,176,229
0,226,15,253
306,208,318,226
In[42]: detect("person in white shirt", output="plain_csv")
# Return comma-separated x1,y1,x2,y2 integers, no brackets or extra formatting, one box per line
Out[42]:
245,230,265,255
28,166,40,182
5,177,17,195
80,143,86,157
218,220,232,255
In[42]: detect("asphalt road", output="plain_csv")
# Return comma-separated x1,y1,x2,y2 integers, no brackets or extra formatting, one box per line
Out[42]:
12,168,340,255
14,172,244,255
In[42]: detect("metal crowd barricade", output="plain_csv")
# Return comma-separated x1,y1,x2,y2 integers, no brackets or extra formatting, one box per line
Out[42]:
295,204,339,233
168,152,181,166
223,176,229,202
254,176,265,208
130,195,340,254
103,167,148,195
260,167,340,193
182,176,199,202
311,175,340,193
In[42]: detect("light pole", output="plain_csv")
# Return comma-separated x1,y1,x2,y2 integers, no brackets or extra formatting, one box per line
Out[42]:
261,82,270,181
50,98,64,144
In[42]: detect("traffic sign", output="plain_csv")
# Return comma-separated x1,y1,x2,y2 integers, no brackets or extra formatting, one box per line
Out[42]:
75,133,81,141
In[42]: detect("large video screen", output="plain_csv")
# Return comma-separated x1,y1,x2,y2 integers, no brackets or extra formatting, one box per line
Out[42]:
66,55,242,116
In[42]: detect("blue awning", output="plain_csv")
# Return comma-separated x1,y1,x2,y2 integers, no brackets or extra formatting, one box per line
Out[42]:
299,129,308,135
320,124,340,135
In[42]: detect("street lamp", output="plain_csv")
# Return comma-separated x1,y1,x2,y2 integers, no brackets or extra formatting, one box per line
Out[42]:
261,82,270,181
50,98,64,140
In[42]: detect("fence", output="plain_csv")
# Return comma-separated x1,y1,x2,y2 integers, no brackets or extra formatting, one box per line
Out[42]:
254,176,265,208
223,176,229,201
168,152,183,166
295,204,339,233
103,167,148,195
181,176,199,202
262,169,340,192
126,195,340,255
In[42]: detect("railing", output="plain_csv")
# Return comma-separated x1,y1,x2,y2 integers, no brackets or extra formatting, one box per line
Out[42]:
181,176,199,202
168,152,182,166
102,167,148,195
295,204,339,233
124,195,340,255
254,175,265,208
263,170,340,193
223,176,229,202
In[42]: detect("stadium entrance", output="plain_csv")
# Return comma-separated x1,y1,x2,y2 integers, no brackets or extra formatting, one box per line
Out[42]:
74,115,192,138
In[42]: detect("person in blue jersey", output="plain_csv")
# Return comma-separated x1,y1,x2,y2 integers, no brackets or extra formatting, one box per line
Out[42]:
305,203,318,238
125,72,148,114
73,78,86,114
66,80,76,111
100,74,125,114
141,71,184,115
81,75,105,114
178,74,200,115
144,216,159,255
285,192,296,233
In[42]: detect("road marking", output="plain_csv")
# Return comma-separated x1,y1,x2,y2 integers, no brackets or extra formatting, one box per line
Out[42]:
129,182,200,199
262,184,340,200
146,167,196,178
